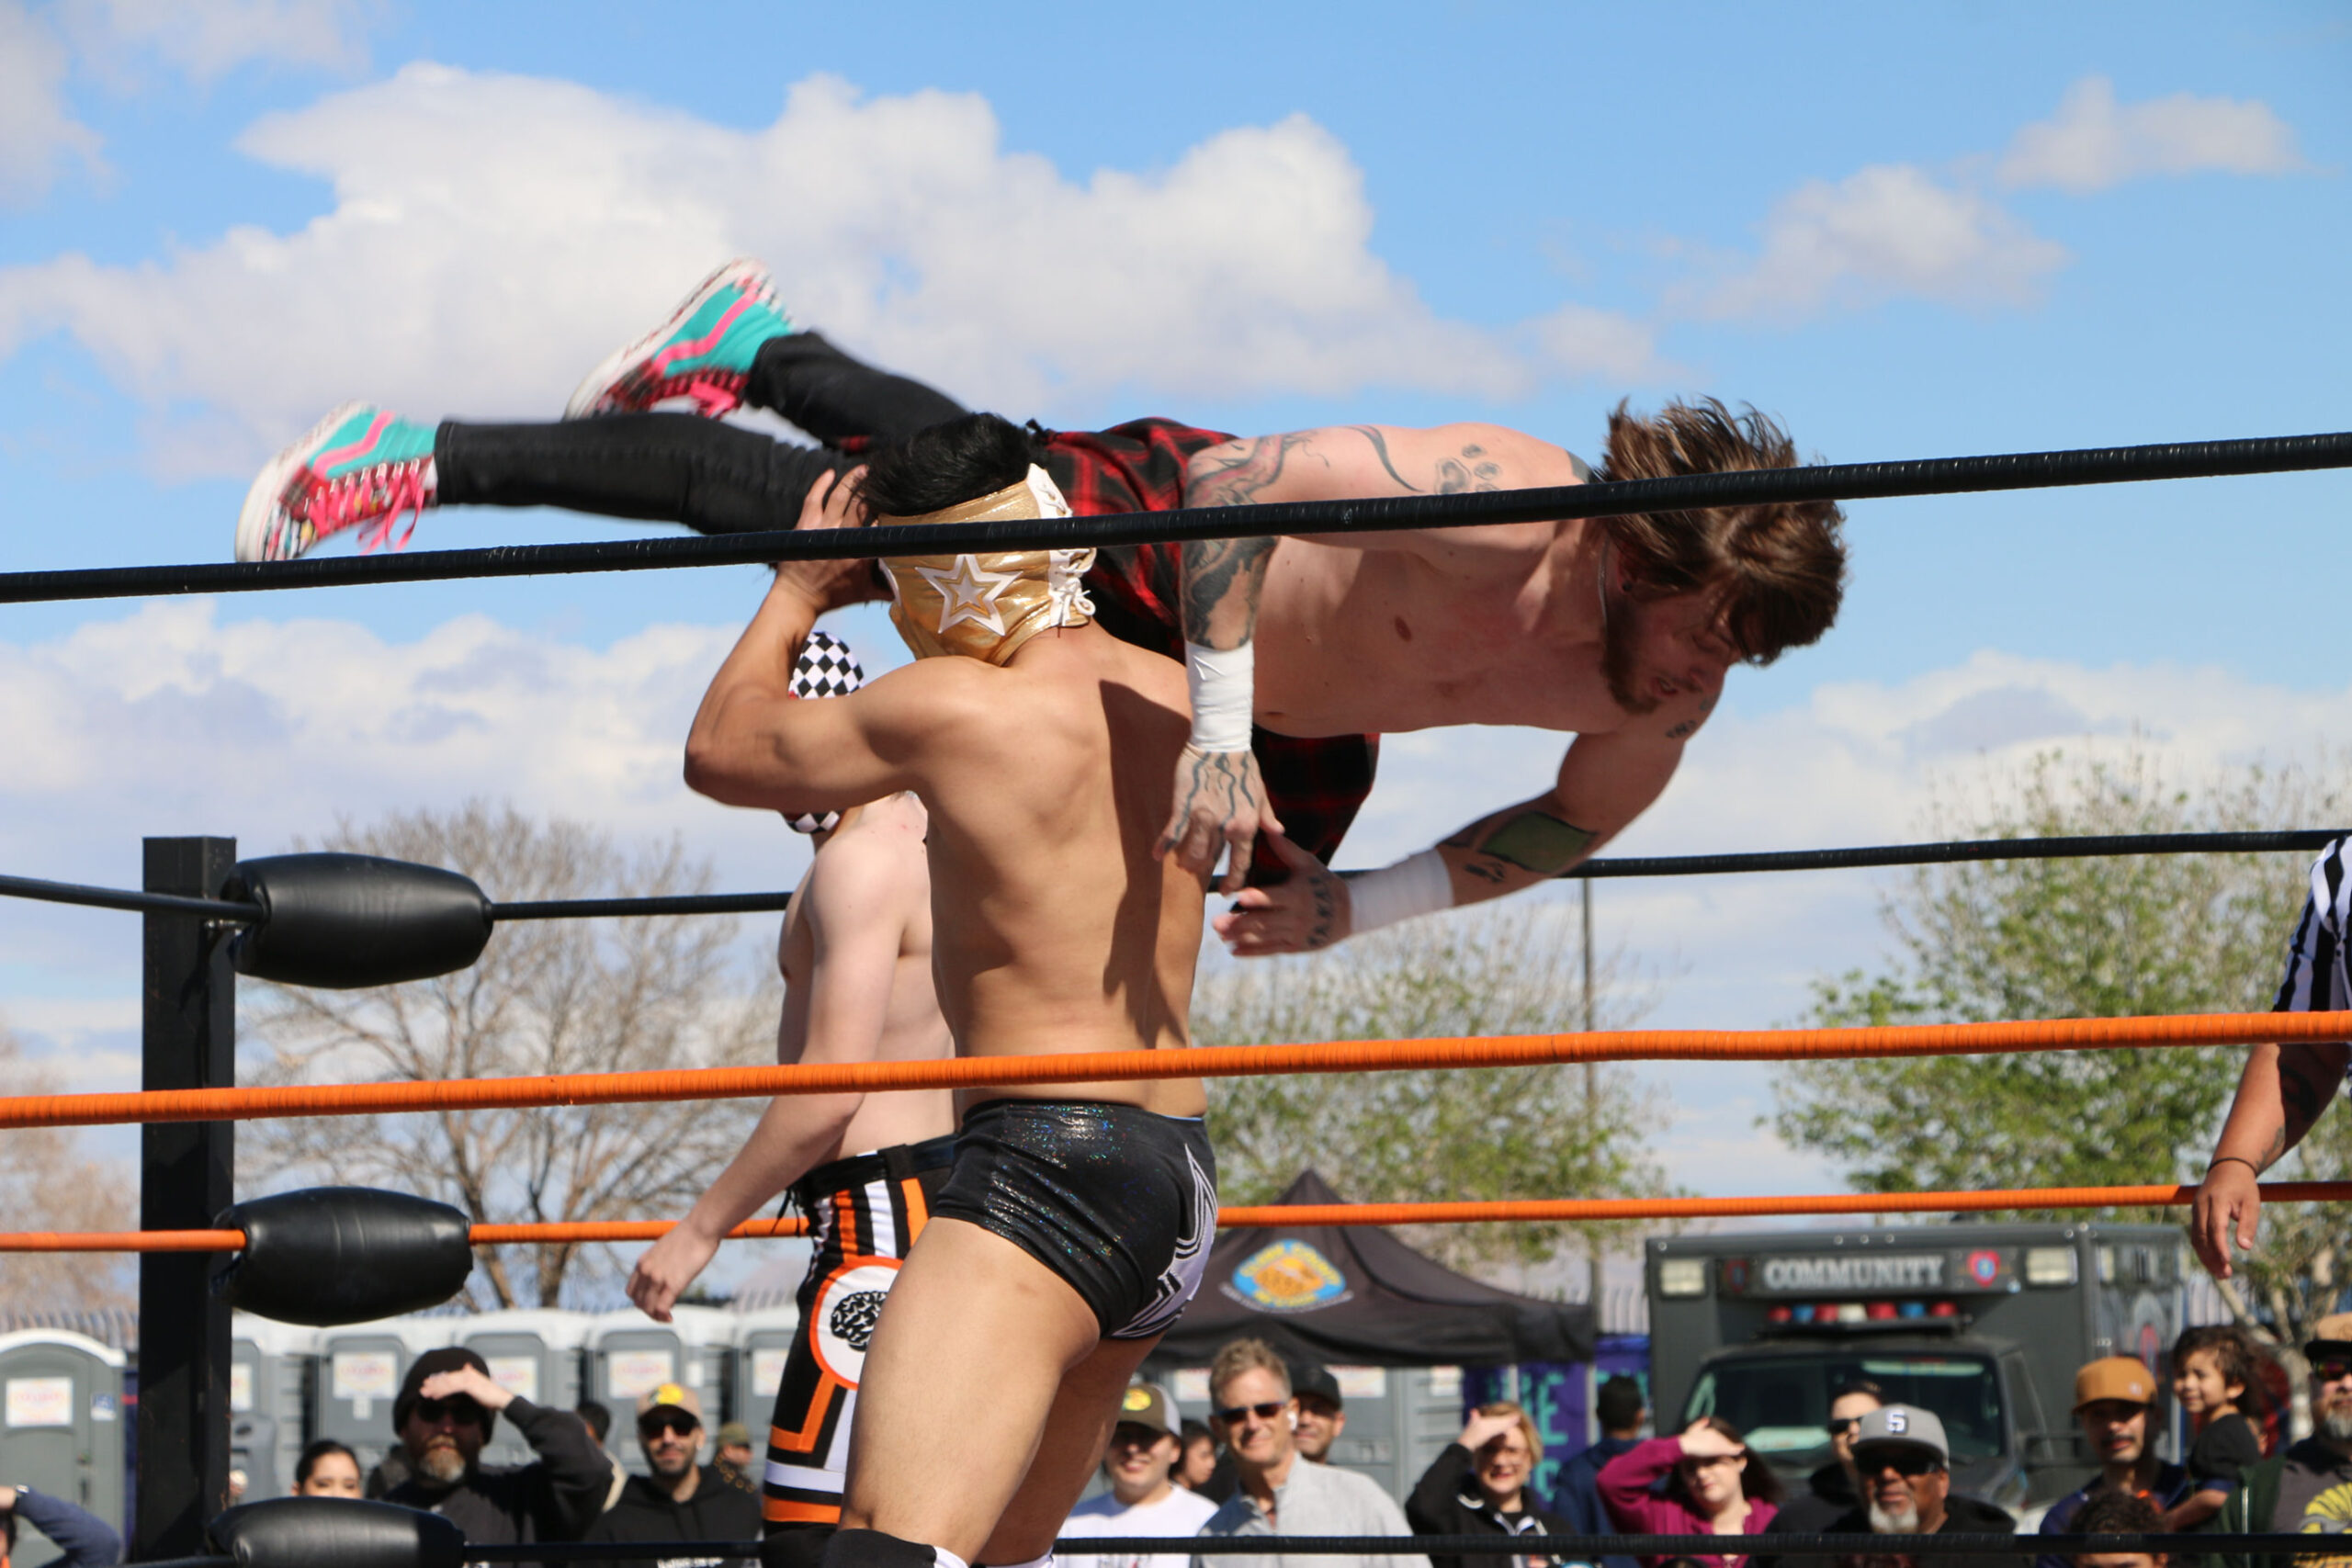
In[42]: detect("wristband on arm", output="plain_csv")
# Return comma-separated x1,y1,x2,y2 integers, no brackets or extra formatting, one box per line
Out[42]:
1184,641,1255,754
1343,849,1454,935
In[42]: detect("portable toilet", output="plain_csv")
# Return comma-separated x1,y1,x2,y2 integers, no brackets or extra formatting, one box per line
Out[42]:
229,1315,318,1501
311,1316,455,1484
584,1307,733,1475
0,1329,127,1561
456,1310,590,1471
729,1306,803,1439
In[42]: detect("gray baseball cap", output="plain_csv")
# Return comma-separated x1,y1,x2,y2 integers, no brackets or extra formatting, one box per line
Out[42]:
1850,1403,1949,1465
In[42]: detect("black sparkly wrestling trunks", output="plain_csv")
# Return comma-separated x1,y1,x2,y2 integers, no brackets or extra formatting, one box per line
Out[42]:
931,1098,1218,1340
761,1134,956,1556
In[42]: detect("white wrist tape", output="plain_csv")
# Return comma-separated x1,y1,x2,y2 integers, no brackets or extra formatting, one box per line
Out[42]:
1185,639,1256,753
1342,849,1453,934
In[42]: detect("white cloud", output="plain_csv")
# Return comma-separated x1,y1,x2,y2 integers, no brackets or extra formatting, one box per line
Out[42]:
60,0,373,82
0,64,1667,478
0,0,103,205
1690,163,2070,321
1999,75,2306,194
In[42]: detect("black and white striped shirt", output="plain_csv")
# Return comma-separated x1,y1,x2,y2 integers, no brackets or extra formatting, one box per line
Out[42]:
2276,837,2352,1015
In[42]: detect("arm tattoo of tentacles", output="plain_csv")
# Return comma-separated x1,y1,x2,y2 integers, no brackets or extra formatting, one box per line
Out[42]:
1345,426,1423,493
1180,536,1276,647
1180,434,1313,646
1435,443,1504,495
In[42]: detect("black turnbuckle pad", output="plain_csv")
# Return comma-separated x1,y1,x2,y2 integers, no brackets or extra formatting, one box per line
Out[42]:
213,1187,473,1325
209,1497,464,1568
225,852,492,988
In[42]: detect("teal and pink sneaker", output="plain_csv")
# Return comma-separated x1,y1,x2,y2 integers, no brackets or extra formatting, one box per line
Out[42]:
563,257,796,420
235,402,439,563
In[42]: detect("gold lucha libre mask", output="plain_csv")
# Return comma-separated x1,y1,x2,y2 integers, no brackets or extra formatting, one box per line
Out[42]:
881,465,1096,665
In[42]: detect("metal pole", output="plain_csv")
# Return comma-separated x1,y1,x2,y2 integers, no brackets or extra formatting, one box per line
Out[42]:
136,837,236,1558
1581,880,1600,1325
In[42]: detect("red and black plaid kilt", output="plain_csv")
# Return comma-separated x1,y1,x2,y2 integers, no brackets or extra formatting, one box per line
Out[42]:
1039,419,1381,877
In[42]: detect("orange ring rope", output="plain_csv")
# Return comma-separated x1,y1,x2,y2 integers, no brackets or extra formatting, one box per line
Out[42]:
6,1181,2346,1252
0,1010,2340,1131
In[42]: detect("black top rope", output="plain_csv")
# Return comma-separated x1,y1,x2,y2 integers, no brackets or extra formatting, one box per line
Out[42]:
7,429,2348,604
9,830,2341,924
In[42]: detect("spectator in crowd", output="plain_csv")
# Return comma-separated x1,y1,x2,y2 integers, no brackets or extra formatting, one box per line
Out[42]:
1808,1406,2013,1568
1292,1366,1347,1465
0,1483,120,1568
2068,1492,2166,1568
295,1438,364,1498
2039,1359,2193,1568
380,1348,615,1562
1408,1402,1572,1568
1768,1380,1883,1545
1554,1376,1648,1568
713,1424,759,1497
1174,1420,1220,1494
2164,1326,2263,1533
1598,1416,1781,1568
577,1400,629,1512
1061,1382,1220,1568
2213,1314,2352,1568
585,1383,763,1568
1196,1338,1430,1568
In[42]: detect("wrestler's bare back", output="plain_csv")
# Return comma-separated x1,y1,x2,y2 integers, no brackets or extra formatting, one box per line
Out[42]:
687,588,1208,1121
775,798,955,1158
911,626,1207,1118
1244,423,1627,738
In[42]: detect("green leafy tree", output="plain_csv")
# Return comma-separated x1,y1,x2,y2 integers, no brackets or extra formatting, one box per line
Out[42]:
1772,746,2348,1359
1196,897,1670,1280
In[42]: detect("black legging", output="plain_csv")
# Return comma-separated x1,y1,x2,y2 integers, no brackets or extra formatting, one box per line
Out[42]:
435,333,969,535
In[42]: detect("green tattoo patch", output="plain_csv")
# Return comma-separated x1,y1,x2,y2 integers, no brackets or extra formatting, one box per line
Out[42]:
1476,811,1597,874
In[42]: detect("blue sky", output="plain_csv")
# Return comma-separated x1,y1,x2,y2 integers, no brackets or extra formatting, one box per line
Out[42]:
0,1,2346,1258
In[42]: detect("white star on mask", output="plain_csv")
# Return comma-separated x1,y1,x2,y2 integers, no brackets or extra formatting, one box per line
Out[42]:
915,554,1018,636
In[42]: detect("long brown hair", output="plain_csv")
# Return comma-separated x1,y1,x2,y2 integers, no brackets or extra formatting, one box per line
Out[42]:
1596,398,1848,664
1666,1416,1786,1508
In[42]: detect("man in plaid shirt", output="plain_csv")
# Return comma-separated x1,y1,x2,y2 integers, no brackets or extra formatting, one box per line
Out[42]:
240,259,1850,952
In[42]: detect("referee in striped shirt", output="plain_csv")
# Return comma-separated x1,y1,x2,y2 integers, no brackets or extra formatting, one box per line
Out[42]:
2191,835,2352,1279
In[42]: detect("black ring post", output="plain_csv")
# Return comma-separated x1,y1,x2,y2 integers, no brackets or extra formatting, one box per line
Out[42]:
136,837,237,1558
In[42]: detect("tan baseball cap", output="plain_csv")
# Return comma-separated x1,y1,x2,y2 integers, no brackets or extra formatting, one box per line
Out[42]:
2074,1356,2156,1411
634,1382,704,1423
1114,1382,1175,1437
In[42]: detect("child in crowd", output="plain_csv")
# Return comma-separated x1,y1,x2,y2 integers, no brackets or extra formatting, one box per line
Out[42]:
2159,1325,2265,1531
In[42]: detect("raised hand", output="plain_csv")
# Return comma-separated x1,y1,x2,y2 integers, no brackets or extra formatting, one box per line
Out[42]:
774,466,888,613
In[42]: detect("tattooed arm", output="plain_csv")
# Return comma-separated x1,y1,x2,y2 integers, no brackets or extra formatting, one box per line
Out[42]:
1215,723,1689,956
2190,1038,2351,1279
1161,424,1579,888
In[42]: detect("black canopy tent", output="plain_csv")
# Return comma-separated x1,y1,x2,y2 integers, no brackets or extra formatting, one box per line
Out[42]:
1154,1171,1596,1367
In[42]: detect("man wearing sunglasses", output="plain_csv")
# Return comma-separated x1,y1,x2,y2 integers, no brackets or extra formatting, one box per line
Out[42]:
1761,1380,1885,1563
585,1383,764,1568
1798,1405,2013,1568
2213,1315,2352,1568
1195,1338,1428,1568
381,1348,616,1563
